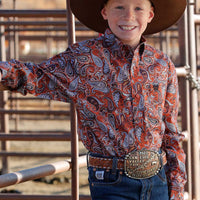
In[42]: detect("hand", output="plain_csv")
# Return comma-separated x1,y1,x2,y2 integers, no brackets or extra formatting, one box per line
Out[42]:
0,71,8,91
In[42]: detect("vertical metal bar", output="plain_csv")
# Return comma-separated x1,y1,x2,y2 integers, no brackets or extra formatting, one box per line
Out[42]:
66,1,79,200
8,23,15,59
0,91,9,175
165,31,170,57
7,0,16,132
0,17,6,61
159,32,164,51
13,0,19,60
70,106,79,200
196,26,200,67
178,12,192,200
0,17,9,174
187,0,200,199
66,0,75,44
13,0,20,131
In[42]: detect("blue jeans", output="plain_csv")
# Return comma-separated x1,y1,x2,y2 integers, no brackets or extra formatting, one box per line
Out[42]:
88,166,169,200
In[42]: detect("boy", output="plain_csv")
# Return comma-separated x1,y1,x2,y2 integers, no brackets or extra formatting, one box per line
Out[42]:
0,0,187,199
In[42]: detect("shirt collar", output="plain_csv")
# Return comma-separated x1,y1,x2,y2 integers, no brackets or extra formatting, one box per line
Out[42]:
102,28,146,58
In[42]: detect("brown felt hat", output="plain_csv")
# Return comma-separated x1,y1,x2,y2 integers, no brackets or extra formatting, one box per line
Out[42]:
70,0,187,35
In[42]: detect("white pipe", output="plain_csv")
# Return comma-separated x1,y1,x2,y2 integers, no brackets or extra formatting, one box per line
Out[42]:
0,156,87,188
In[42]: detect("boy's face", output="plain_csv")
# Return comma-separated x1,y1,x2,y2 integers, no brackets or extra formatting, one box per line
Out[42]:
101,0,154,48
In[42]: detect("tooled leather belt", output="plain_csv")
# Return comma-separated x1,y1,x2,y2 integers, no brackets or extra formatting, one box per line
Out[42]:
88,150,167,179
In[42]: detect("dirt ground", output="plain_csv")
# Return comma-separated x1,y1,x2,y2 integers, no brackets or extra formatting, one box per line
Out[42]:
0,96,90,196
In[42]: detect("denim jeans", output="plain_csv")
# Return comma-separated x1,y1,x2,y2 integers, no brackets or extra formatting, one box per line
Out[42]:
88,166,169,200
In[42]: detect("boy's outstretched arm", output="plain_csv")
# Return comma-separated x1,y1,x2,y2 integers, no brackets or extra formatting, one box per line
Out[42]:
0,48,77,102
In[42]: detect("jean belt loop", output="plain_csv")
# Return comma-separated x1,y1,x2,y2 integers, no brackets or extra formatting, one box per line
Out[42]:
159,152,163,169
111,157,118,175
86,152,90,169
159,148,163,169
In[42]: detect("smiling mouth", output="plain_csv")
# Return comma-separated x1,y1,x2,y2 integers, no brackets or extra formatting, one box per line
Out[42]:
119,25,136,31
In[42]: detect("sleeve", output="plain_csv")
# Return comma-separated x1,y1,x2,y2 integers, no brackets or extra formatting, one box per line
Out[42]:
0,48,79,103
162,59,187,200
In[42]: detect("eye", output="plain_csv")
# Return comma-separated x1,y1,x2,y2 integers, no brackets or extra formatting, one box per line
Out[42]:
115,6,124,9
135,7,142,11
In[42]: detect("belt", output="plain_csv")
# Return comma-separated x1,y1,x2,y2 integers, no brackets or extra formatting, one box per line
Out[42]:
88,150,167,179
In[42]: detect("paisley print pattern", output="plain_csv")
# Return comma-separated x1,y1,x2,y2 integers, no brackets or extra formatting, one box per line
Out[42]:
0,29,186,199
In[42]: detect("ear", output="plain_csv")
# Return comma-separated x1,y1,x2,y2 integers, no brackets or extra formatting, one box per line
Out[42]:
147,7,154,23
101,7,108,20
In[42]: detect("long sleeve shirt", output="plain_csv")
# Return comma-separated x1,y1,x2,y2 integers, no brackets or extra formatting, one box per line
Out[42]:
0,28,186,199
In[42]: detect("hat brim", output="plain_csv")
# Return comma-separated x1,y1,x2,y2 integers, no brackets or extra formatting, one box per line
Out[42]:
70,0,186,35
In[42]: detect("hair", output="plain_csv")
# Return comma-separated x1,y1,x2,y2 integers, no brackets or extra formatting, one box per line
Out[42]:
101,0,155,10
104,0,109,5
150,1,155,8
101,0,108,9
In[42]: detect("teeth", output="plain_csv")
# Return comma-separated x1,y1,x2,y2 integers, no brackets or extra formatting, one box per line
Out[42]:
120,26,135,31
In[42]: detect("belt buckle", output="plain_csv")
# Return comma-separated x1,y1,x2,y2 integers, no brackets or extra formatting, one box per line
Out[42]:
124,150,161,179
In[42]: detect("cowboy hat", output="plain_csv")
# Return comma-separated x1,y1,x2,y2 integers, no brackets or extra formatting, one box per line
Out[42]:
69,0,187,35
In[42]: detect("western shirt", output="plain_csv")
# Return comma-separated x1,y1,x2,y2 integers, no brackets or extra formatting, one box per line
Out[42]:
0,29,186,199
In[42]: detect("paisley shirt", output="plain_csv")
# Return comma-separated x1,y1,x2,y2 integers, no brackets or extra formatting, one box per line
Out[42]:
0,29,186,199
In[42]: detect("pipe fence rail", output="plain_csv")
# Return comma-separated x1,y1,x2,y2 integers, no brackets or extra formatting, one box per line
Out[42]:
0,155,87,188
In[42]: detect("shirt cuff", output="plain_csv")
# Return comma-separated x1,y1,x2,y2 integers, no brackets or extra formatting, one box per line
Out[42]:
170,187,184,200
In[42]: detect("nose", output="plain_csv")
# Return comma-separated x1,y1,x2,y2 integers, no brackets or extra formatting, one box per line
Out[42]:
123,8,135,20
